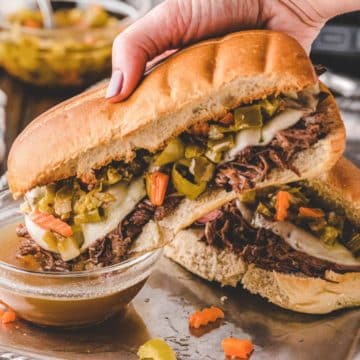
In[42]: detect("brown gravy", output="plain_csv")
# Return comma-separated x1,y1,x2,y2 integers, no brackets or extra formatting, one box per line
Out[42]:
0,222,149,327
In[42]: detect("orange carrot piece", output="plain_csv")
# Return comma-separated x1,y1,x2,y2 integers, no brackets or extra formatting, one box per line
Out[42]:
275,190,292,221
222,338,254,359
219,112,234,125
2,310,16,324
189,306,224,329
0,309,4,317
298,207,324,218
23,19,42,28
31,211,73,238
189,122,210,137
149,172,169,206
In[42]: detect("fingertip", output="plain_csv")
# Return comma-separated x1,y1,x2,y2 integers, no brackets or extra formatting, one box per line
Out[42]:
105,70,123,99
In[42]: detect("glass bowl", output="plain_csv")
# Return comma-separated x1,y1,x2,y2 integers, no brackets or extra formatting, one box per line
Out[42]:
0,189,162,328
0,0,151,88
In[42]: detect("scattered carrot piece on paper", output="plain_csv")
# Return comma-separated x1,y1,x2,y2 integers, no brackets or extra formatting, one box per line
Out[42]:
222,338,254,359
189,306,224,329
1,309,16,324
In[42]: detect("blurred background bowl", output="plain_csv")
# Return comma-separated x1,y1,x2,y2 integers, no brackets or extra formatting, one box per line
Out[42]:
0,0,151,88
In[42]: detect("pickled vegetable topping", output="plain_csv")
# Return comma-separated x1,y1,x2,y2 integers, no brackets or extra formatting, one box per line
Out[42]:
246,184,360,256
172,161,207,200
137,338,177,360
8,6,117,29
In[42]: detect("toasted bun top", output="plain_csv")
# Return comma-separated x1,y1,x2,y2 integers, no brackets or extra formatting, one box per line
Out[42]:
7,30,317,198
309,157,360,226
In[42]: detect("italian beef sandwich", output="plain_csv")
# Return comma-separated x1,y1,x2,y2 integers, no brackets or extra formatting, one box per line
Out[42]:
164,158,360,314
7,30,345,271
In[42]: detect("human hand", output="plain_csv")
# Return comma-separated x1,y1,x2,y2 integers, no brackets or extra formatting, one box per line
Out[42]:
106,0,360,102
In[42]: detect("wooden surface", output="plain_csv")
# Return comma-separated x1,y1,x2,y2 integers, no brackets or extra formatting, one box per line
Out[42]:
0,70,82,166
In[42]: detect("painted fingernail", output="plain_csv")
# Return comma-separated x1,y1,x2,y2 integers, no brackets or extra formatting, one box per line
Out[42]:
106,70,123,99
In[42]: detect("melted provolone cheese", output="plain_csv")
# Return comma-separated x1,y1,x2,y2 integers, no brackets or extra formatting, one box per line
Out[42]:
260,109,304,145
226,109,305,161
81,177,146,251
253,214,360,267
226,128,261,160
25,215,55,252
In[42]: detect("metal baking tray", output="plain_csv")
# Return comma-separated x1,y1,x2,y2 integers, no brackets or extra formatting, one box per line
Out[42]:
0,257,358,360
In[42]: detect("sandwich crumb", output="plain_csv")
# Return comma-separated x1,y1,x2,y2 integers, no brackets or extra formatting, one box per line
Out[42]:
220,296,228,304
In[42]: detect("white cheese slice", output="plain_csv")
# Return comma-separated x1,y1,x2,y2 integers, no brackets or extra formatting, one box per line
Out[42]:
260,109,305,145
80,177,146,251
253,214,360,267
226,128,261,160
24,215,56,252
226,109,305,161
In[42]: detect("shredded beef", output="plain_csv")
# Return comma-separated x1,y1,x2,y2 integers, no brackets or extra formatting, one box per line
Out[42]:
16,197,154,272
154,194,183,221
16,224,71,272
314,64,327,76
215,113,328,192
198,201,360,278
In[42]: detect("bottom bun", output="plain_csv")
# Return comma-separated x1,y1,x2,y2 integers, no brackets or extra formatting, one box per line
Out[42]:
164,229,246,287
164,229,360,314
242,266,360,314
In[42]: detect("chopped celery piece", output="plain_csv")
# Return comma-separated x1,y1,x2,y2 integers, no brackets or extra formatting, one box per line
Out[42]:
71,225,85,247
172,163,207,200
207,135,234,153
138,338,177,360
321,226,340,245
54,186,72,219
189,157,215,182
260,97,280,117
240,190,257,205
208,125,225,140
107,167,122,185
256,202,273,218
57,237,80,261
37,185,56,214
185,144,205,158
205,149,222,163
308,218,327,233
234,104,263,130
43,231,58,253
74,208,102,224
154,138,184,166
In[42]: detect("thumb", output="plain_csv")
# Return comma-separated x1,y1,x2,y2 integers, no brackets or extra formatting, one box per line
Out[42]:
106,0,183,102
106,32,149,102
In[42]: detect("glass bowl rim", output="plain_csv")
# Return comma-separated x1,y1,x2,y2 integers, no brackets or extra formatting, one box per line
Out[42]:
0,0,151,36
0,187,163,278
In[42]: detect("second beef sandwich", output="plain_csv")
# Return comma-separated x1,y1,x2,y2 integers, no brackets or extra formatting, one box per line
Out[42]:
8,30,345,271
164,158,360,314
